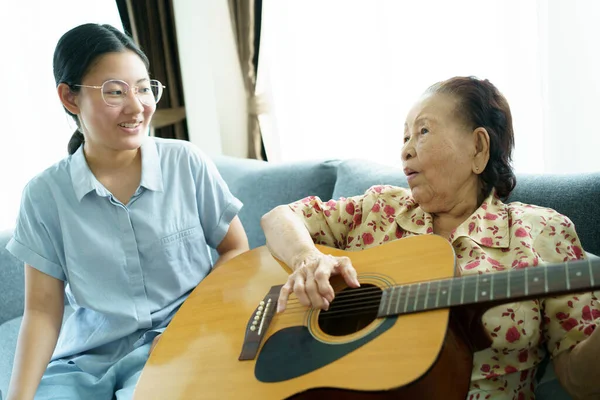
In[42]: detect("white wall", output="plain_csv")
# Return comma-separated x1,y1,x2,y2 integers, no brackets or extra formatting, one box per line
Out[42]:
172,0,248,158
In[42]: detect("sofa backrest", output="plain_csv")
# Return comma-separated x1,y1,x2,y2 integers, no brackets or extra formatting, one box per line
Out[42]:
0,231,24,325
212,156,340,250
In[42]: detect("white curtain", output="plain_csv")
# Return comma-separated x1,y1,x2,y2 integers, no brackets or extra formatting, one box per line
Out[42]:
0,1,123,231
256,0,600,174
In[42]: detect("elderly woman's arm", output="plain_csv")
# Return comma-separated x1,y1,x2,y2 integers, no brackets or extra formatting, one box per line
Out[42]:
554,328,600,399
261,205,321,269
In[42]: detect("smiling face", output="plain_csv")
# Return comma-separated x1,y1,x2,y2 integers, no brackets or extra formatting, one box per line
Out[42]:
74,50,155,154
402,93,483,213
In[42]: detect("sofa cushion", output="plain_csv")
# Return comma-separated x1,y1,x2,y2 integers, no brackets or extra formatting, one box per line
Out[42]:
333,159,600,255
0,306,73,396
0,315,21,396
535,359,573,400
332,159,409,199
0,230,25,326
213,156,340,249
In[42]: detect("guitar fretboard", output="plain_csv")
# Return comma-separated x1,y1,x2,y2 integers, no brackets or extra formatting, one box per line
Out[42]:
377,258,600,318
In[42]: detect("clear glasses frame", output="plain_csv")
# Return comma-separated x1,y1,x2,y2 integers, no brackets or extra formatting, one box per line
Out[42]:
72,79,166,107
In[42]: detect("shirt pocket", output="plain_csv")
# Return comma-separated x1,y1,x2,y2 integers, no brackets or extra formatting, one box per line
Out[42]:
161,225,201,246
159,224,207,268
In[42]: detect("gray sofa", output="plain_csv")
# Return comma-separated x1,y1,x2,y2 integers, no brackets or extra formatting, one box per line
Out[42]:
1,156,598,399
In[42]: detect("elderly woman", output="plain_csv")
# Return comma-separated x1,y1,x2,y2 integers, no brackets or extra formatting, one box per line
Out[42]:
261,77,600,399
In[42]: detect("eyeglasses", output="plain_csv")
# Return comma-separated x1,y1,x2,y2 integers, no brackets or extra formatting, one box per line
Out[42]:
72,79,165,107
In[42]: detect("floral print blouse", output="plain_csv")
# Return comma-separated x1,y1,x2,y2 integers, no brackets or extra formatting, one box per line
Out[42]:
288,185,598,399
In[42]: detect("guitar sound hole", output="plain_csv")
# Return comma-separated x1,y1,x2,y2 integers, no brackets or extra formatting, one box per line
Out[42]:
318,284,382,336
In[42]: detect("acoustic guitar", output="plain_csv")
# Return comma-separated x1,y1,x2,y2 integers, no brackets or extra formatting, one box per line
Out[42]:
133,234,600,399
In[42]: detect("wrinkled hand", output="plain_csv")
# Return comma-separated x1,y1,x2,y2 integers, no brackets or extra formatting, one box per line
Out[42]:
277,250,360,313
149,333,162,355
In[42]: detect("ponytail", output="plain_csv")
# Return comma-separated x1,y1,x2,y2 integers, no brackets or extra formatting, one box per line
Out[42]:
68,130,84,155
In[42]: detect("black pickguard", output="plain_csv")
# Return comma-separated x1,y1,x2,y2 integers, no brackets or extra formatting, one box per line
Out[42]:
255,317,397,382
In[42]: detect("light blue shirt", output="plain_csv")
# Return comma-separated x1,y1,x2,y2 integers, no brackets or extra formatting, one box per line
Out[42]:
6,137,242,367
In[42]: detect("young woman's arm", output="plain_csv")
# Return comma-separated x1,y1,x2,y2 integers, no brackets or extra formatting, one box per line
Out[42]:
7,265,64,400
213,216,249,268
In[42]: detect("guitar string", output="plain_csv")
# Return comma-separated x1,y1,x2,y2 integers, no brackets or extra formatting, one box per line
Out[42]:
271,304,382,320
279,286,383,308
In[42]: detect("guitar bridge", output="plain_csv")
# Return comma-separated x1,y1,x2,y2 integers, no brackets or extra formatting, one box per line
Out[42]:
238,284,282,360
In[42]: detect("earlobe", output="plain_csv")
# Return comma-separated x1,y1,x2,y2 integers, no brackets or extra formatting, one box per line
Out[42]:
472,127,490,173
57,83,80,115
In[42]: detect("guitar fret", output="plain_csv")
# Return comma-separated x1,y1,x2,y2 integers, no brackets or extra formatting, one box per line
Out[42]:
490,274,494,300
474,275,479,302
544,266,548,293
548,263,566,293
404,285,411,313
527,268,545,297
435,280,441,307
424,282,430,309
386,286,394,315
449,279,463,306
525,268,529,296
569,261,592,291
478,275,491,303
412,283,421,311
565,262,571,291
460,277,465,305
507,270,511,298
394,285,403,314
587,258,600,290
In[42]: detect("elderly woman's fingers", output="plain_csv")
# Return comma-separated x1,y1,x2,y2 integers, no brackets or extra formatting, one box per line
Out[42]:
292,270,312,307
277,278,295,313
305,267,331,310
336,256,360,287
314,258,336,303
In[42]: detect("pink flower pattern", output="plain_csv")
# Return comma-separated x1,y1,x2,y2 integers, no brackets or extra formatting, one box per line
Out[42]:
289,185,597,399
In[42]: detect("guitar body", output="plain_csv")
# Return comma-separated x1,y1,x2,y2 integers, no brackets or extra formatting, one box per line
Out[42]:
134,235,473,399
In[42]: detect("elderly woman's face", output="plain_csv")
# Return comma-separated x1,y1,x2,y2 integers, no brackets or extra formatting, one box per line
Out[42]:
402,93,480,211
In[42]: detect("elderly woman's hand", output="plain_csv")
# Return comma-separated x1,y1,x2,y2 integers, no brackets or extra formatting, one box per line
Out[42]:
277,249,360,313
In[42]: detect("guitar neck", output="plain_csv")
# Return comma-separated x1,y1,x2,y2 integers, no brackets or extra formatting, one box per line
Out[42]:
377,257,600,318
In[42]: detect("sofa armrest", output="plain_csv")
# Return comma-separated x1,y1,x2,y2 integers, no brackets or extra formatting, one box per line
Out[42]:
0,230,25,326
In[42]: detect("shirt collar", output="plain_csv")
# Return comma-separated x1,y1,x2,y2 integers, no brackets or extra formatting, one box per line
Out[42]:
139,137,164,193
394,195,434,236
70,145,100,202
69,137,163,202
394,189,510,249
449,189,510,248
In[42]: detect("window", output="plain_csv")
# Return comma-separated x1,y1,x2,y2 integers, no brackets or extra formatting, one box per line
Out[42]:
257,0,600,174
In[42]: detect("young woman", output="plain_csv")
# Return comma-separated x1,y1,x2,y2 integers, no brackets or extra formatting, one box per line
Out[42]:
6,23,249,400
